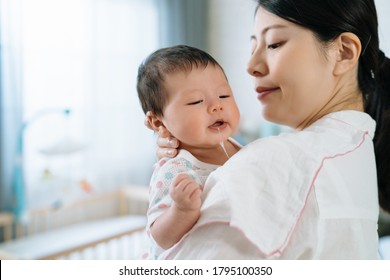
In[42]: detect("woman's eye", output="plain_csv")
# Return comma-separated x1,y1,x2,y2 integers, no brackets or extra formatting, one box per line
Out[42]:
187,100,204,105
267,42,282,50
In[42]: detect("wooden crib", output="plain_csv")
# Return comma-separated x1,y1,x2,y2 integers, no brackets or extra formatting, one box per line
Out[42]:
0,186,149,260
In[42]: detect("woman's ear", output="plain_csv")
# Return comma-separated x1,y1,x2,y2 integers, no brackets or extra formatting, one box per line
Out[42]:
333,32,362,76
145,111,171,137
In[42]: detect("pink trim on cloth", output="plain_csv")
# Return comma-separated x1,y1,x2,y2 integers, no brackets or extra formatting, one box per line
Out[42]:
165,130,370,259
275,131,370,257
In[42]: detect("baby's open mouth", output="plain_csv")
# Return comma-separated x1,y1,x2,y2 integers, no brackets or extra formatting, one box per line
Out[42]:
210,120,225,128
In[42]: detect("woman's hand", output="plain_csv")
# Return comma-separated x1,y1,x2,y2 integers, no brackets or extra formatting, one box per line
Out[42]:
145,113,179,159
156,136,179,159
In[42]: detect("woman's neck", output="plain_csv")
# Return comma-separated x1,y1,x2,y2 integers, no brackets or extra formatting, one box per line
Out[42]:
296,80,364,130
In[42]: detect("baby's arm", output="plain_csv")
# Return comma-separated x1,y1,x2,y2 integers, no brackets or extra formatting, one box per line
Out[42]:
150,174,202,249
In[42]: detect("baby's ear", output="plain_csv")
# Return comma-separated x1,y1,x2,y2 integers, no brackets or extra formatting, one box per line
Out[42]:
145,111,163,132
145,111,170,137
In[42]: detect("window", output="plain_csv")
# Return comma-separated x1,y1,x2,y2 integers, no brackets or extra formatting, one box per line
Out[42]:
2,0,159,210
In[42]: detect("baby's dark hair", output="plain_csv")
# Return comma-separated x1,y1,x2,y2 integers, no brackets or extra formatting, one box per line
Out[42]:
137,45,225,116
256,0,390,212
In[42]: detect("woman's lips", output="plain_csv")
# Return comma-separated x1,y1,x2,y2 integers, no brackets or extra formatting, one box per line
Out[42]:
256,86,279,100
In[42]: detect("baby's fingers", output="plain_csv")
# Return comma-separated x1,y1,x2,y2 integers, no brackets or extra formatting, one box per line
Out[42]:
170,175,200,199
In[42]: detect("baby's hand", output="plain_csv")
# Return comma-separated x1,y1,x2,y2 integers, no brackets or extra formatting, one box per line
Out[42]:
170,174,202,212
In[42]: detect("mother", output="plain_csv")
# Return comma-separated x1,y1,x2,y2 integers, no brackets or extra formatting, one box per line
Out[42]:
153,0,390,259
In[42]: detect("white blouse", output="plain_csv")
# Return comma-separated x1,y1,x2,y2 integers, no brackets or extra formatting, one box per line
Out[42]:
165,110,379,259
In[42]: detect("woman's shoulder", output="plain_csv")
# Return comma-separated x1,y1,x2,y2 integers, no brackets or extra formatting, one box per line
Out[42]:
228,132,306,166
231,110,375,165
200,111,377,258
202,133,318,257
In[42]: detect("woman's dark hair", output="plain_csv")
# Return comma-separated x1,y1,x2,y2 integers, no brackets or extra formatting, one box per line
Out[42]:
137,45,225,116
256,0,390,212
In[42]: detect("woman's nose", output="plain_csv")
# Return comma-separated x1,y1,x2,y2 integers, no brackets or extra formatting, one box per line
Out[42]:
247,52,268,77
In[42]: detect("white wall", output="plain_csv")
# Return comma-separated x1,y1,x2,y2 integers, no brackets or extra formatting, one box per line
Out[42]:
208,0,390,138
377,0,390,54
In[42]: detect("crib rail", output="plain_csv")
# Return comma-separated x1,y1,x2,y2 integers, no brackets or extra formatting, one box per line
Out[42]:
0,186,149,260
58,227,148,260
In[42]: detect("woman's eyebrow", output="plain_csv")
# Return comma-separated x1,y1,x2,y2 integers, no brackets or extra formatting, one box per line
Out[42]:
262,24,287,35
250,24,287,41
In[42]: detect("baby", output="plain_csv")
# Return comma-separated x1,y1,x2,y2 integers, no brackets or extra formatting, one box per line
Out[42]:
137,45,241,259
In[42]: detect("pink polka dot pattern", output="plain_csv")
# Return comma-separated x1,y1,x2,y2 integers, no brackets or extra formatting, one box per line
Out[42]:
156,181,163,189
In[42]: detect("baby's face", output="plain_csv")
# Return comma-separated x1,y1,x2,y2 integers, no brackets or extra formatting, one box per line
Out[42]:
161,65,240,150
